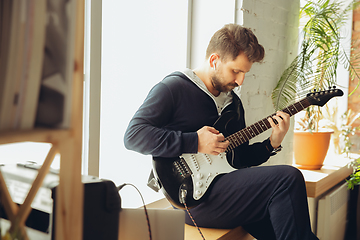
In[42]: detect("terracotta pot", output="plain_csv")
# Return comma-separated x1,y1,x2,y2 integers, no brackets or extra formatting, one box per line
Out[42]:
293,131,333,170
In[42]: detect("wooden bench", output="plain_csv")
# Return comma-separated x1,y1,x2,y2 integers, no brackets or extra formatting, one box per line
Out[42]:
146,198,254,240
185,224,254,240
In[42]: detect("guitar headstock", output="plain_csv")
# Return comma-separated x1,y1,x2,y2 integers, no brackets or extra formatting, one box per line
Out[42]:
306,87,344,106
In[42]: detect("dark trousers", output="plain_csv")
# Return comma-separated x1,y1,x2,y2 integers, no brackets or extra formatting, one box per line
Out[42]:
185,165,319,240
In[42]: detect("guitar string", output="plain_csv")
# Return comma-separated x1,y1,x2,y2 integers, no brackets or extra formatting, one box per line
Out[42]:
225,98,311,152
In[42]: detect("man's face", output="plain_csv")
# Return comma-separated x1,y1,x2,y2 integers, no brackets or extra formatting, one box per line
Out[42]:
210,52,253,93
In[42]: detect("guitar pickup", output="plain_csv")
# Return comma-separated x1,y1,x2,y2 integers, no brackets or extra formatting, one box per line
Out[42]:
174,158,192,178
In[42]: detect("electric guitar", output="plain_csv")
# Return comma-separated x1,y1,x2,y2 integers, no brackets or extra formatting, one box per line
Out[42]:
152,88,343,209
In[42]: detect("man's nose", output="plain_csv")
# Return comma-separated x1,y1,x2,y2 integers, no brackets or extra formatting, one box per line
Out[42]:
235,74,245,86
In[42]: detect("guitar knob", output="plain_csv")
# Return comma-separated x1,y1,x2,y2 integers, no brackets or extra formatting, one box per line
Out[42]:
196,181,203,187
196,173,204,179
195,190,202,196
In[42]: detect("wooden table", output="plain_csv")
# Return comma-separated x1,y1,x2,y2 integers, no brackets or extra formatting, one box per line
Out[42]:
295,153,357,234
296,153,355,198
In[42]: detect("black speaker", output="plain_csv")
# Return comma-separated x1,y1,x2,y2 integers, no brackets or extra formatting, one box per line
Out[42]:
0,163,121,240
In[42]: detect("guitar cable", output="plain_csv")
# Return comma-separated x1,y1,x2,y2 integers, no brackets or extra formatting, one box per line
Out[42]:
117,183,152,240
180,189,206,240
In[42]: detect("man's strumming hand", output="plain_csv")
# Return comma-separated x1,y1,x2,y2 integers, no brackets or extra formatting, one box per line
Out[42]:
197,126,229,155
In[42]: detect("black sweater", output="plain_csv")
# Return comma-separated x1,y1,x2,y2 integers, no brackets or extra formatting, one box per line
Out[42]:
124,71,272,168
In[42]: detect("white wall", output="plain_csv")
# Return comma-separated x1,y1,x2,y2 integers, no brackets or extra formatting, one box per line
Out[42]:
189,0,236,68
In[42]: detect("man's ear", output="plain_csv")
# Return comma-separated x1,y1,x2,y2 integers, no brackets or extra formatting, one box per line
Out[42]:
209,54,219,69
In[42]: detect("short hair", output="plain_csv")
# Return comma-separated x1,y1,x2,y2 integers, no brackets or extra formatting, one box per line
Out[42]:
205,24,265,63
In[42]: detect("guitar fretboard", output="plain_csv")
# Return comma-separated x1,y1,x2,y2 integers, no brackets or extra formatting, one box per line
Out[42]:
225,97,311,152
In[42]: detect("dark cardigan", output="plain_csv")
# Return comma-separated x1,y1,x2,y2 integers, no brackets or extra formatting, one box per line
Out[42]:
124,71,272,168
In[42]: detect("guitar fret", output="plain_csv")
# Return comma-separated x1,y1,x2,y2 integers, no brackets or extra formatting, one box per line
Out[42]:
237,131,247,143
244,127,252,140
298,100,305,109
289,105,297,116
253,123,262,134
252,124,260,135
235,132,246,144
236,135,243,145
232,132,243,144
291,104,299,114
227,134,240,151
259,119,268,130
229,135,239,147
256,122,264,132
295,102,302,112
264,118,272,129
287,103,300,116
284,106,292,115
249,126,258,136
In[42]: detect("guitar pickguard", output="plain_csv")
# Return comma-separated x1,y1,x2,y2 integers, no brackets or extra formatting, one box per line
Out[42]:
181,151,236,200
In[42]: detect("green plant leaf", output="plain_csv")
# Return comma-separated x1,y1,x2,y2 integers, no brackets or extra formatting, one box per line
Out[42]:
272,0,360,124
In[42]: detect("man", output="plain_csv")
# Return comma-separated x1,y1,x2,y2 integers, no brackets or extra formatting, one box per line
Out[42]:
124,24,318,240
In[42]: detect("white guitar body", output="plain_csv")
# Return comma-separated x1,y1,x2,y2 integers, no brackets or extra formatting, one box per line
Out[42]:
181,152,236,200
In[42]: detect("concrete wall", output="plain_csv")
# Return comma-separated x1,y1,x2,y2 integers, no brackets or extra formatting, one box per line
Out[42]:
235,0,300,165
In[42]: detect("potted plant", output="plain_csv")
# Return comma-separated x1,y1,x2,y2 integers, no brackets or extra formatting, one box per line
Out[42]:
293,109,335,169
271,0,360,169
293,103,360,169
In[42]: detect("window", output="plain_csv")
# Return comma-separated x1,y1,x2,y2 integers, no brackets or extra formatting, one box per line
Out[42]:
100,0,189,207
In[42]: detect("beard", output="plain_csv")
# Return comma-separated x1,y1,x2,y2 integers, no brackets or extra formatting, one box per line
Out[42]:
210,71,238,93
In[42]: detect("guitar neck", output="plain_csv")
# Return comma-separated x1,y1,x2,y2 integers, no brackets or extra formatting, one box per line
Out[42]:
226,97,311,151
